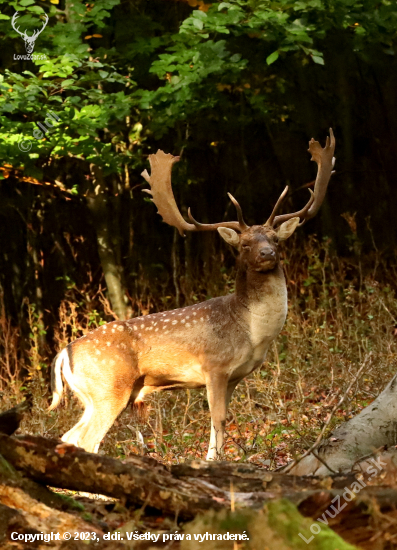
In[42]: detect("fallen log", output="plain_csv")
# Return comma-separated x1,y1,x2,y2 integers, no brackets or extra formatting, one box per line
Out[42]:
2,434,397,511
0,434,230,518
2,434,397,548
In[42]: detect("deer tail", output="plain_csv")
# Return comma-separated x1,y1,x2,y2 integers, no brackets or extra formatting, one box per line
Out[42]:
48,348,69,411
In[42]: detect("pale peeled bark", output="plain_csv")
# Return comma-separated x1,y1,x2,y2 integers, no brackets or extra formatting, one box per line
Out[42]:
288,374,397,475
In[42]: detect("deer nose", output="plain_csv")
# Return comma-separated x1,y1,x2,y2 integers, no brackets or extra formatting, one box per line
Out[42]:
259,248,276,261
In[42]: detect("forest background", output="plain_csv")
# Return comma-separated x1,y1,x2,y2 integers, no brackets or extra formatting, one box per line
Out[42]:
0,0,397,464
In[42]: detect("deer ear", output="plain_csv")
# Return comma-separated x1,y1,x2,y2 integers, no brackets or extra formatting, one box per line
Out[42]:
276,217,300,241
217,227,240,248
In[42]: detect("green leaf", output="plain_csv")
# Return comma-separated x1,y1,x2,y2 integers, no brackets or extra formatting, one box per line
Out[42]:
312,55,324,65
192,18,204,30
19,0,35,5
230,53,241,62
266,51,279,65
62,79,75,87
27,5,45,13
0,14,10,19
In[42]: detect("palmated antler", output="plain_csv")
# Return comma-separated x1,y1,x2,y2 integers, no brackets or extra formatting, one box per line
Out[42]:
265,128,335,227
142,150,249,236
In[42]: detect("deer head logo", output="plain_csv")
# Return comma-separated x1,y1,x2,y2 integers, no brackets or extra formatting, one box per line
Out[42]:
12,11,49,54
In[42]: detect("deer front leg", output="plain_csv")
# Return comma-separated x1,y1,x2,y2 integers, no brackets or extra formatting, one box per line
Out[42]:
205,373,232,461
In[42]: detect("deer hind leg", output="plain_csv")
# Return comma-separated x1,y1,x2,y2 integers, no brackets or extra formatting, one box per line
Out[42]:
75,387,132,453
61,364,95,447
62,349,139,453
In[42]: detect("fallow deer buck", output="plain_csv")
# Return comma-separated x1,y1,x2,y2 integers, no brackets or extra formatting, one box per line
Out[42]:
49,129,335,459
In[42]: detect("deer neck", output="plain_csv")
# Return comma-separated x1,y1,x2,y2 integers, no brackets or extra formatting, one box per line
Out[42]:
234,262,288,343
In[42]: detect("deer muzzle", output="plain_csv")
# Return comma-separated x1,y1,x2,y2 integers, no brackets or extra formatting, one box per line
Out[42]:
255,247,277,270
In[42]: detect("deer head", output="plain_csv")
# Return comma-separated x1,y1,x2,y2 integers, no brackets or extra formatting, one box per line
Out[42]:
142,129,336,270
12,11,49,54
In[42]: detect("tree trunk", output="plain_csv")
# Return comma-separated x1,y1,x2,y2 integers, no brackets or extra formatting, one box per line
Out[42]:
87,165,127,320
287,373,397,475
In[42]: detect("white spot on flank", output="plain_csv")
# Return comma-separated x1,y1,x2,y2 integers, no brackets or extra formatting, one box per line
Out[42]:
133,325,137,331
163,326,167,329
107,341,111,346
153,322,157,326
95,349,101,355
186,316,190,320
148,326,153,330
172,320,177,325
141,324,145,329
138,333,141,337
181,319,186,324
172,312,176,315
186,323,191,327
111,329,115,333
94,339,99,343
164,319,170,323
155,328,159,332
193,319,197,324
117,325,124,331
193,312,197,316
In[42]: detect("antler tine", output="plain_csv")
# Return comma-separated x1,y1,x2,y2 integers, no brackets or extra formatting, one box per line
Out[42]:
227,193,249,231
271,188,315,227
268,129,335,228
187,207,244,233
186,193,248,232
264,185,288,227
142,150,250,235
